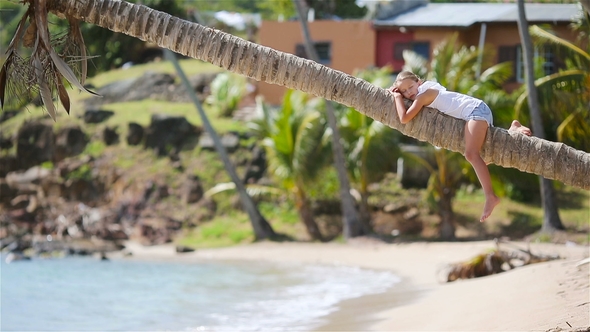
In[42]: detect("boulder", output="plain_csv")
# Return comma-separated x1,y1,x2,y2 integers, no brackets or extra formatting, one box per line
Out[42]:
54,126,88,162
126,122,144,146
0,156,20,177
198,132,239,152
82,109,114,124
180,175,204,204
16,121,54,169
102,126,119,146
144,114,200,156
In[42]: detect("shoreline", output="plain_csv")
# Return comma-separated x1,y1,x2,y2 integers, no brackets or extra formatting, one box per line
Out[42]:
120,239,590,331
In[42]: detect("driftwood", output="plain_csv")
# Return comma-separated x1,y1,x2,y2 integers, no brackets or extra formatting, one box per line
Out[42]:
441,239,561,283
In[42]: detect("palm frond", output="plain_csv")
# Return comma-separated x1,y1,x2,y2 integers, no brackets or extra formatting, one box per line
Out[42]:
530,25,590,69
205,182,284,198
402,50,428,79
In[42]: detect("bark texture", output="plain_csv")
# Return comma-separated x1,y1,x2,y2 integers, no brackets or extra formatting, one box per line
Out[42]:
49,0,590,190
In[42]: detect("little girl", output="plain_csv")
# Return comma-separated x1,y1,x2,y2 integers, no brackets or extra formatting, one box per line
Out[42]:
390,71,532,222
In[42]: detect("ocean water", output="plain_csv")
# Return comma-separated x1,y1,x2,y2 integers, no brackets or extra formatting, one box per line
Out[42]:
0,254,400,331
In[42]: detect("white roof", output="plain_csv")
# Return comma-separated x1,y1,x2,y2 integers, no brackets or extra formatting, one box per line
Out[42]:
374,3,582,28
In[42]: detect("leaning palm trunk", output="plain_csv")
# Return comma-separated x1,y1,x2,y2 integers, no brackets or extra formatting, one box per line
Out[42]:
295,187,324,241
517,0,565,231
34,0,590,190
164,49,277,240
293,0,365,238
438,190,455,241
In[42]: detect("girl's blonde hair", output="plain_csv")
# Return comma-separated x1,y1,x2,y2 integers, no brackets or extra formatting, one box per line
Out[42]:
394,71,421,86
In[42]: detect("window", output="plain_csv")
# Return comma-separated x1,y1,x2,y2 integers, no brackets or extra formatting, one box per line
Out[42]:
295,42,331,65
394,42,430,61
499,45,561,83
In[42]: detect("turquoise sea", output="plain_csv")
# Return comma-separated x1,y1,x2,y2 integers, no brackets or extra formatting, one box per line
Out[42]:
1,254,400,331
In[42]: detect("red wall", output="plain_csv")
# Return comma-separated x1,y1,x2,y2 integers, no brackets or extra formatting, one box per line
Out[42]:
376,29,415,72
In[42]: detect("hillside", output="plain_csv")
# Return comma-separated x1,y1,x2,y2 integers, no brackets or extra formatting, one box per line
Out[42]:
0,59,588,259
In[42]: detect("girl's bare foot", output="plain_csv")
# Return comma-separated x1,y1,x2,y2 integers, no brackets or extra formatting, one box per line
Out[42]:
508,120,532,136
480,195,501,222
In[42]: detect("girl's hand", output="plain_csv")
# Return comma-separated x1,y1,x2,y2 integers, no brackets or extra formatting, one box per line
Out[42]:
389,87,403,99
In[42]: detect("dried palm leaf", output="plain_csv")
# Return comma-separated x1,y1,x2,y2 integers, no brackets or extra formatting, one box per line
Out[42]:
6,8,31,50
49,50,97,96
0,61,9,109
439,240,561,283
31,0,51,53
23,18,37,48
1,0,99,117
33,57,56,121
68,17,87,85
55,73,70,114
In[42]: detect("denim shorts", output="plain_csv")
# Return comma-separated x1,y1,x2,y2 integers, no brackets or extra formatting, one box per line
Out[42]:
465,102,493,127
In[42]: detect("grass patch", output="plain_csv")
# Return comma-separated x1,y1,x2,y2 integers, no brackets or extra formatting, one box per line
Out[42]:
87,59,222,89
175,213,254,248
453,185,589,240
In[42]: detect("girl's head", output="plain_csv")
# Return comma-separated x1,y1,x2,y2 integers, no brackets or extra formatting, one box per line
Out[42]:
394,71,421,100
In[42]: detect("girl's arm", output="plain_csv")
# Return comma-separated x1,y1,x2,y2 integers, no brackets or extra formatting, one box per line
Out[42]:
392,89,437,124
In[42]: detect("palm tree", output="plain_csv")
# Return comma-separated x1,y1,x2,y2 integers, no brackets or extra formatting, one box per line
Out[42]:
164,49,277,240
292,0,365,238
2,0,589,190
516,0,564,232
249,90,330,241
515,23,590,152
338,67,401,228
205,72,246,117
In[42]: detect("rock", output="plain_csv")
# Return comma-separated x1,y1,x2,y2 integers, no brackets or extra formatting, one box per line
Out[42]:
126,122,144,146
198,132,239,152
64,178,98,202
0,110,19,123
144,114,200,156
54,126,88,162
0,179,17,204
82,109,115,124
180,175,204,204
5,251,31,263
0,135,13,151
244,145,266,183
6,166,52,191
102,126,119,146
176,245,195,253
16,121,54,169
0,156,19,177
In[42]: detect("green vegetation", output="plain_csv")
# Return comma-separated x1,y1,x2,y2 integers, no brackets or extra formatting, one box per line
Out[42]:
177,213,254,248
515,22,590,151
1,15,588,248
206,73,247,117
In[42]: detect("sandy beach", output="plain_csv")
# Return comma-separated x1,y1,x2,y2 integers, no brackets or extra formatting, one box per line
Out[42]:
122,239,590,331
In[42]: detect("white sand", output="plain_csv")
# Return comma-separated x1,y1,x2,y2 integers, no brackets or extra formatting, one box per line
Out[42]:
121,239,590,331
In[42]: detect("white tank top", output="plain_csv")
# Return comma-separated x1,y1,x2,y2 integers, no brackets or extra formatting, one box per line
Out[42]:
417,81,482,120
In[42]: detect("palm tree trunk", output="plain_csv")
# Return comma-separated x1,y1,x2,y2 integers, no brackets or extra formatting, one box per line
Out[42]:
359,191,372,231
295,187,324,241
438,190,456,241
516,0,565,232
43,0,590,190
292,0,365,238
164,49,277,240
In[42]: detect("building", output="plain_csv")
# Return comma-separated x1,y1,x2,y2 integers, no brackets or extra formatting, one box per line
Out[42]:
257,20,375,104
257,2,581,104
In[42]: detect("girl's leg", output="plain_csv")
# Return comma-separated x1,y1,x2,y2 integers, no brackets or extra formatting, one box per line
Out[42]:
464,120,500,222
